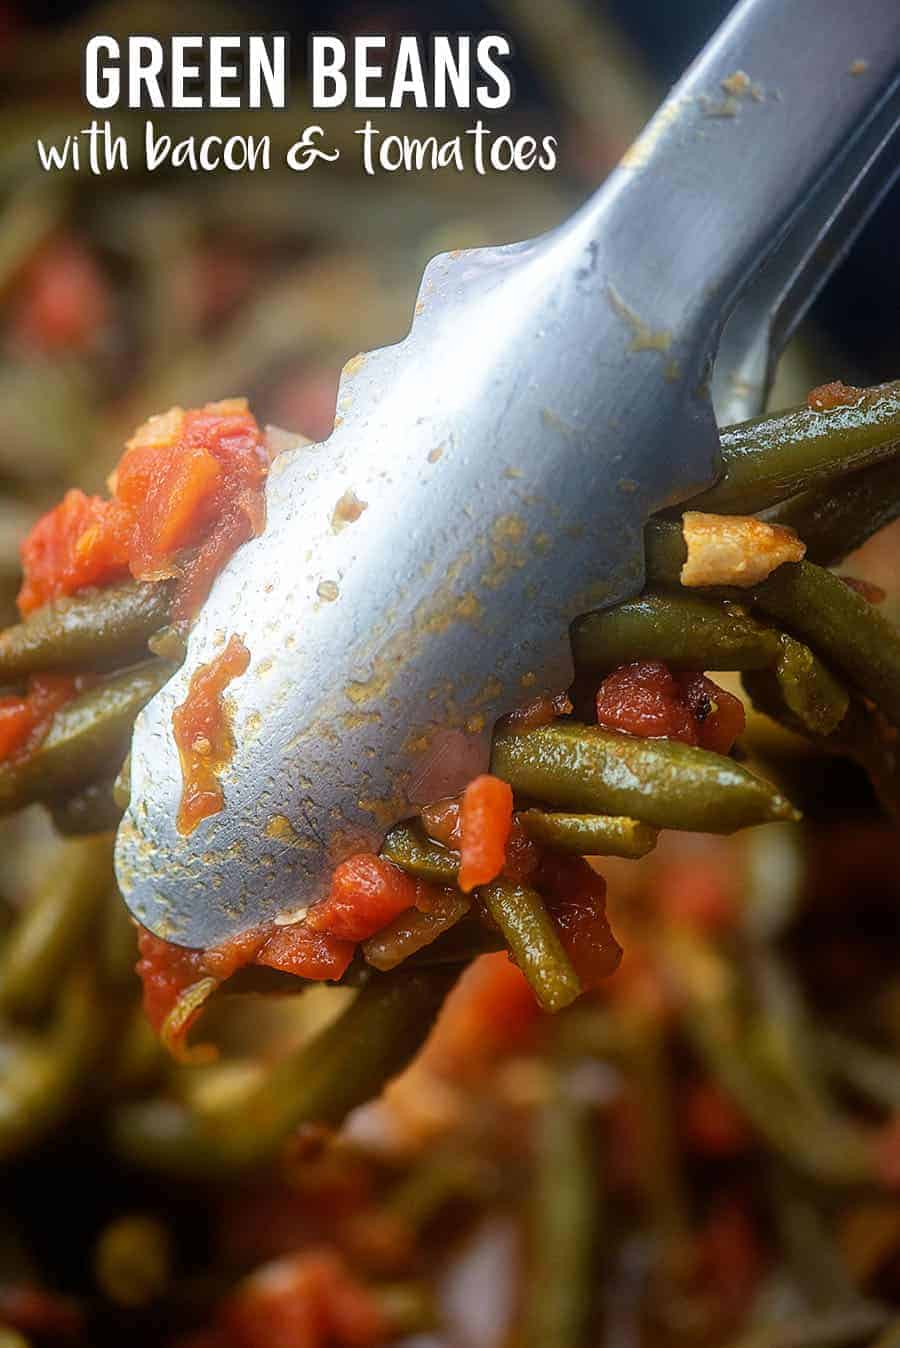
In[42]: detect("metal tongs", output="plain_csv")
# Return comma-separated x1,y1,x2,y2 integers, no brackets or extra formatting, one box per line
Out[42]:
118,0,900,947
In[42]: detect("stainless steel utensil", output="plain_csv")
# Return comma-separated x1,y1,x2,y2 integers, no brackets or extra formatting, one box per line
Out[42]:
117,0,900,946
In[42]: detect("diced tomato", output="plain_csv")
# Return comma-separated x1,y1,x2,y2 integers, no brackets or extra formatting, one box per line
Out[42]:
221,1250,388,1348
501,816,541,881
307,854,421,942
136,929,206,1033
17,399,269,622
681,1080,754,1157
420,797,461,848
14,238,109,355
17,489,130,614
656,855,739,934
255,924,355,981
677,672,746,755
595,661,745,755
419,950,538,1077
497,690,573,734
695,1198,764,1322
539,853,622,989
596,660,698,743
172,634,250,835
0,674,77,762
457,774,514,893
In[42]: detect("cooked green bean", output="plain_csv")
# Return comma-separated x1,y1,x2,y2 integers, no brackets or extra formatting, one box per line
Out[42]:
688,381,900,515
749,561,900,727
0,835,111,1020
0,580,172,680
743,674,899,817
478,879,581,1012
112,967,458,1176
570,591,780,674
0,968,102,1161
519,808,658,858
523,1070,597,1348
643,517,687,588
0,661,172,814
50,778,123,835
363,892,471,971
724,1306,891,1348
768,456,900,567
492,722,798,832
773,637,849,737
380,820,460,884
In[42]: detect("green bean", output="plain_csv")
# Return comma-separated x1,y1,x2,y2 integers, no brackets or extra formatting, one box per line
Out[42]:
0,968,102,1161
93,1215,172,1308
743,674,899,817
363,891,471,971
570,591,780,674
50,779,123,836
773,637,849,737
112,967,458,1177
749,561,900,727
374,1284,437,1339
768,456,900,567
0,581,172,680
688,381,900,515
643,517,686,588
479,879,581,1012
380,820,460,884
668,940,875,1186
519,808,658,858
492,722,798,833
871,1317,900,1348
523,1070,596,1348
0,835,111,1020
0,662,172,815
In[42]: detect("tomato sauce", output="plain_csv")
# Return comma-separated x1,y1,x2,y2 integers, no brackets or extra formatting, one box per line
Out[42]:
172,634,250,835
806,380,862,411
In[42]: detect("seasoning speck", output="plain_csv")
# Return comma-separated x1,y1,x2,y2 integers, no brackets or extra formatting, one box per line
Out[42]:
317,579,340,602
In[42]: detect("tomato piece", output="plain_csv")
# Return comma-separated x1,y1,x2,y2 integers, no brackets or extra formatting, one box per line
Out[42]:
596,660,698,743
172,634,250,835
136,929,205,1033
457,773,514,893
222,1250,387,1348
539,853,622,990
15,238,109,354
681,1080,753,1157
677,672,746,755
17,489,130,614
0,675,78,763
419,950,538,1076
17,399,269,621
307,854,420,942
255,924,355,981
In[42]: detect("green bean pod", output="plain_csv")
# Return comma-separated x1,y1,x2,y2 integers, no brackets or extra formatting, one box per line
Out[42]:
112,967,459,1177
0,835,112,1020
749,561,900,727
479,879,581,1012
0,968,103,1162
519,808,658,858
773,636,849,737
50,778,124,835
768,455,900,567
492,722,798,833
0,580,172,681
0,661,172,814
688,381,900,514
380,820,460,884
570,591,780,675
523,1071,597,1348
363,891,471,971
